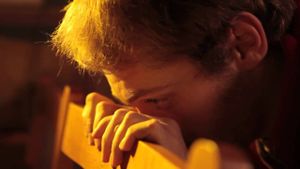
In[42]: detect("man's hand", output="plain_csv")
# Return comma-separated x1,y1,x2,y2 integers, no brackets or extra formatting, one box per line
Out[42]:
82,92,187,167
82,92,119,146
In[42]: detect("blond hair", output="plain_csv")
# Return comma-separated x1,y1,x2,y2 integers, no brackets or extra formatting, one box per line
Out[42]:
52,0,295,73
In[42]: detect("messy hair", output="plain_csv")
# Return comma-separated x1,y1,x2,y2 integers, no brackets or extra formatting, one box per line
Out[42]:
51,0,296,73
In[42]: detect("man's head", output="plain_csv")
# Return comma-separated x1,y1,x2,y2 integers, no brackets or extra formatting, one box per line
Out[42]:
52,0,295,73
52,0,296,144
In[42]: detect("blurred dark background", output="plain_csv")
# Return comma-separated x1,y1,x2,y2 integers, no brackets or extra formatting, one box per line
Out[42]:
0,0,111,169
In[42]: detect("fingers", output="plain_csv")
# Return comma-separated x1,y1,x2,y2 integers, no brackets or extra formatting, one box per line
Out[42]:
85,98,187,167
83,92,113,123
111,111,147,167
93,116,111,150
82,92,115,145
93,101,119,129
117,118,187,159
101,109,128,163
96,109,149,167
119,119,158,151
92,101,120,146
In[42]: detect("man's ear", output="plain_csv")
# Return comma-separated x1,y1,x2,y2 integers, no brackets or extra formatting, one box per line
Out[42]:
227,12,268,71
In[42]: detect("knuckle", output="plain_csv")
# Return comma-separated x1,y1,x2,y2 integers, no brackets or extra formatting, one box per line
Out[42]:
101,115,112,123
114,109,127,117
94,116,111,131
85,92,99,104
82,107,92,120
126,126,134,135
96,101,120,118
123,111,137,121
96,101,111,112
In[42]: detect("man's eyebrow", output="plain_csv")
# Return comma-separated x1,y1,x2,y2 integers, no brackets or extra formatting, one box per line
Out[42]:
117,85,173,104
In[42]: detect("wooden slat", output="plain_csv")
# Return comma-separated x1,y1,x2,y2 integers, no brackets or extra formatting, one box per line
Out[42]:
185,139,220,169
51,86,74,169
62,103,184,169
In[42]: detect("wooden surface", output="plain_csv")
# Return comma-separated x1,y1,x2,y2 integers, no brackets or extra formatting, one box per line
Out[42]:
62,103,185,169
51,86,74,169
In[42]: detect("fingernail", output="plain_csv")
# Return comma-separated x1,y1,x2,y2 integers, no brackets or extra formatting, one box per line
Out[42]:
110,156,113,167
110,156,118,168
102,151,109,162
111,157,120,168
88,134,94,145
95,140,101,151
95,140,99,150
103,156,109,163
100,151,103,162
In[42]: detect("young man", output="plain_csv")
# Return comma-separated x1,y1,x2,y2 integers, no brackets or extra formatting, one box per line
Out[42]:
52,0,299,168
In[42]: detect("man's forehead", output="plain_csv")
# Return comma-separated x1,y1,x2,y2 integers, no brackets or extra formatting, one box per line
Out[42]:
114,83,175,104
105,72,172,104
104,63,174,89
103,59,201,103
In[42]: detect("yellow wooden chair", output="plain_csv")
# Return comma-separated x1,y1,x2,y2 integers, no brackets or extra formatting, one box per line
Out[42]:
51,86,220,169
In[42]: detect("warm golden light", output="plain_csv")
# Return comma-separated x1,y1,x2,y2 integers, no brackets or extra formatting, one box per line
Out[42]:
186,139,220,169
